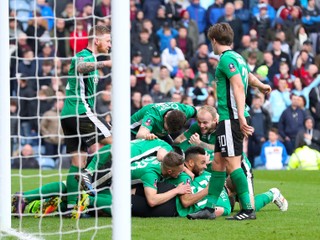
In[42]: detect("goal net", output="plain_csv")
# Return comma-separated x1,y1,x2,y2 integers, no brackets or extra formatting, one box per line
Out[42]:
1,0,131,239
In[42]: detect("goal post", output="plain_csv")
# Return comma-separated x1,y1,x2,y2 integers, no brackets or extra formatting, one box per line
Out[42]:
0,0,12,232
111,0,131,239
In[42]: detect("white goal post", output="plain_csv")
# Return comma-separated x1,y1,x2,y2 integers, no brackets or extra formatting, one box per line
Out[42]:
0,0,131,239
0,0,12,232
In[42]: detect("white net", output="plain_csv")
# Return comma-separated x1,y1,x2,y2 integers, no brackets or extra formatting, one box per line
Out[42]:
7,0,115,238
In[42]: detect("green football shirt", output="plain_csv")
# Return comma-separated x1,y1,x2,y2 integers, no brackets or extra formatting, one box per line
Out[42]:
172,171,231,217
61,48,99,117
215,50,250,121
131,102,197,137
131,157,163,190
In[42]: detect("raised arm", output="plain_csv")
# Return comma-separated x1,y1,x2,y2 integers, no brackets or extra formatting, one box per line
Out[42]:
248,72,272,95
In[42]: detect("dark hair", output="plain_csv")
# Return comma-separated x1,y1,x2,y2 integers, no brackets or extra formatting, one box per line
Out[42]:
166,110,186,133
269,127,278,135
185,146,206,162
162,152,184,169
207,23,234,46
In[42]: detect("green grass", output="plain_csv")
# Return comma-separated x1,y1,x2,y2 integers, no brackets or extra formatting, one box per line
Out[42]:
2,170,320,240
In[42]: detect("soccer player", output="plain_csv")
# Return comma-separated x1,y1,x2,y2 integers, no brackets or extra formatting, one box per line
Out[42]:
174,105,218,151
77,138,174,194
130,102,197,143
188,23,272,220
60,25,113,213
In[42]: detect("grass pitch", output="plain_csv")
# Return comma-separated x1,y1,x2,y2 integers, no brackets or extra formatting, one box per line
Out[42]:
3,170,320,240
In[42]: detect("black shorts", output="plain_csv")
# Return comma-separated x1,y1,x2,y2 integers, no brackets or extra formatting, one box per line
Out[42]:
131,182,178,217
215,118,249,157
61,113,111,153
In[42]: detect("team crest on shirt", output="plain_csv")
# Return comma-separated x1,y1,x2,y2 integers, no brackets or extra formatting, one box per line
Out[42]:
153,179,158,188
145,118,152,126
228,63,236,72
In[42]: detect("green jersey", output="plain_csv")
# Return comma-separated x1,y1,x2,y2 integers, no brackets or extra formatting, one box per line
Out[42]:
131,157,163,190
61,48,99,117
215,50,250,121
131,102,197,137
167,171,230,217
88,139,173,172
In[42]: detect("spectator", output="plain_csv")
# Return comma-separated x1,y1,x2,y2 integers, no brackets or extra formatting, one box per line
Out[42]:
207,52,220,76
251,0,276,23
10,99,19,154
165,0,182,27
132,28,158,65
141,94,154,107
259,128,288,169
9,0,34,31
131,91,142,114
131,10,144,34
150,83,168,103
278,94,307,155
141,19,158,48
178,9,199,52
277,0,302,24
187,0,207,44
157,66,174,95
171,92,183,102
269,38,291,67
156,21,178,52
144,67,157,93
295,116,320,152
153,5,168,33
187,77,208,106
248,94,272,166
52,18,71,58
69,20,89,54
241,38,264,66
131,50,147,90
189,43,209,73
195,60,214,87
95,88,112,115
18,49,37,91
38,60,54,87
176,60,195,90
246,52,259,72
94,0,111,18
269,78,291,128
169,76,185,97
40,96,65,159
273,62,296,90
175,26,194,61
161,38,185,77
263,51,279,82
308,83,320,131
292,39,314,69
36,0,54,31
234,0,251,35
287,145,320,170
61,3,76,32
130,0,138,21
206,0,225,27
148,51,162,81
80,4,96,32
292,25,309,55
12,144,39,169
217,2,243,51
251,3,272,51
142,0,163,22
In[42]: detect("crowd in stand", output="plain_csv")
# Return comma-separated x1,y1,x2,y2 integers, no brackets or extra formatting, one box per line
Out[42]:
8,0,320,169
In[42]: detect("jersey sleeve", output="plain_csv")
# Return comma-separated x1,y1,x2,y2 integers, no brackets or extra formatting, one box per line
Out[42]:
183,122,200,139
141,172,159,190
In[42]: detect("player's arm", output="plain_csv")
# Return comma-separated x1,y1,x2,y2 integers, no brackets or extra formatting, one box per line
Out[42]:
173,132,187,144
189,133,215,150
179,186,208,208
144,183,191,207
77,60,112,74
248,72,272,95
136,126,158,140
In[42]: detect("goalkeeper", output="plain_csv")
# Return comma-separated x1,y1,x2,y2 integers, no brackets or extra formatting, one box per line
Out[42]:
60,25,112,214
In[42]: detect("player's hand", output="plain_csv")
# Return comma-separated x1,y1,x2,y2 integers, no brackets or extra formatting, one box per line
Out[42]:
145,133,158,140
239,117,254,138
258,84,272,95
176,182,192,195
189,133,201,145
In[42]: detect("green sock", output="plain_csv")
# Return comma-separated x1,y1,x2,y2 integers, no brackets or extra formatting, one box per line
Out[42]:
67,165,81,207
255,191,273,212
230,168,252,210
86,144,112,173
89,194,112,215
23,182,67,203
206,171,226,208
